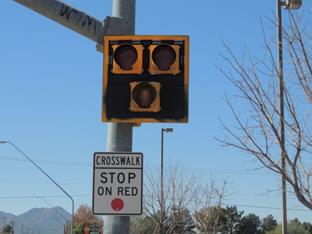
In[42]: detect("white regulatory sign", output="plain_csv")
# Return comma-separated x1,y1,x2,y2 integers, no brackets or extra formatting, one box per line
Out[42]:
92,152,143,215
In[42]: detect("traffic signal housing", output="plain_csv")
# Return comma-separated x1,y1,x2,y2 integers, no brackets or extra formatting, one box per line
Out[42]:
102,35,189,123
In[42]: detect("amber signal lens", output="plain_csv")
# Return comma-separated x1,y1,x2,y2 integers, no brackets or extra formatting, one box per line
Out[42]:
114,44,138,70
132,83,157,108
152,45,176,71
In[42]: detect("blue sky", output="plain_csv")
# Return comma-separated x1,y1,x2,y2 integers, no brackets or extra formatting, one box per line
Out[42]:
0,0,311,224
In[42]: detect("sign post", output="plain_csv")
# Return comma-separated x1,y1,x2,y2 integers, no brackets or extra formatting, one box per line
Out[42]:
93,152,143,215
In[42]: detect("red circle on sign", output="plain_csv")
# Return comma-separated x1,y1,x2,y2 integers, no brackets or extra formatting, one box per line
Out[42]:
111,198,124,211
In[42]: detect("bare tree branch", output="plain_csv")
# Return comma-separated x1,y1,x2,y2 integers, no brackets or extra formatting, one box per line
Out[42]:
218,13,312,210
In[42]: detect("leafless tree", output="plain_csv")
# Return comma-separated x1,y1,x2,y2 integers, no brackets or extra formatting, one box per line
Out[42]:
218,11,312,210
143,165,197,233
142,165,229,234
193,180,228,233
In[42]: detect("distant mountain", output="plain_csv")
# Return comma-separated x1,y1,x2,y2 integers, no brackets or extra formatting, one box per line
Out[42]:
0,207,71,234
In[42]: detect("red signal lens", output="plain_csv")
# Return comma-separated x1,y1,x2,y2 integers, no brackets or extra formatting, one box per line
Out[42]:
152,45,176,71
132,83,157,108
111,198,124,211
114,44,138,70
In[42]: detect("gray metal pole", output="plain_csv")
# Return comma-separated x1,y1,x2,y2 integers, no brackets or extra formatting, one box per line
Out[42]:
105,124,133,234
13,0,105,44
160,129,164,234
104,1,135,233
13,0,133,51
112,0,136,34
159,128,172,234
277,1,287,233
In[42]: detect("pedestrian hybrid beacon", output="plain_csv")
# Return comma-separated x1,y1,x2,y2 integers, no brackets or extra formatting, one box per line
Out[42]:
102,35,189,123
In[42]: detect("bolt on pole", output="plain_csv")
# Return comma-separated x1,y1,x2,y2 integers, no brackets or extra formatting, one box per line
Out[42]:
104,3,135,234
